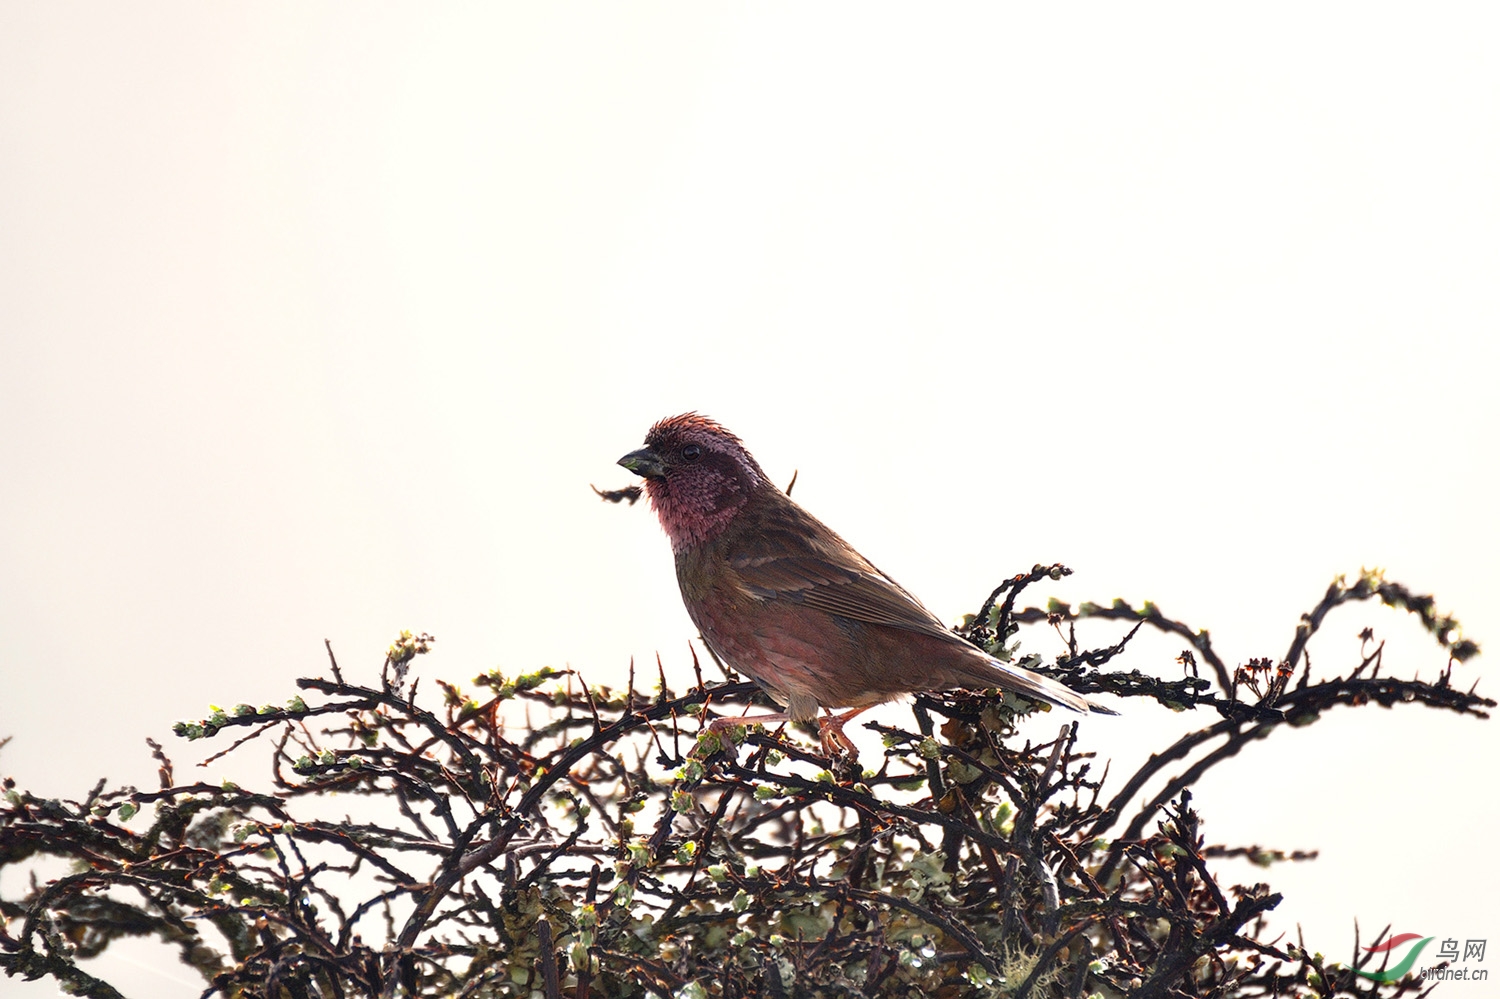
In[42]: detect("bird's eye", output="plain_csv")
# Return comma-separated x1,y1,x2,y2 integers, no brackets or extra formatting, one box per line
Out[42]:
681,444,702,462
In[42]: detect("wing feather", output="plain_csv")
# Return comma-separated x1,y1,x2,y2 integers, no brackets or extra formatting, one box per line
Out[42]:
727,526,965,647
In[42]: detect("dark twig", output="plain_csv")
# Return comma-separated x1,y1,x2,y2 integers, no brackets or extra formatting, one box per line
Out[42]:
1,571,1481,999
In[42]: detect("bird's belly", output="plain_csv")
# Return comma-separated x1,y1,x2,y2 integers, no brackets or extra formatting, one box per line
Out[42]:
687,591,896,712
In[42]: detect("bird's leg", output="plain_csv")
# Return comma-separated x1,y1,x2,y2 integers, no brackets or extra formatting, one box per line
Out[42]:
708,690,812,739
817,706,870,758
708,711,790,734
707,701,867,760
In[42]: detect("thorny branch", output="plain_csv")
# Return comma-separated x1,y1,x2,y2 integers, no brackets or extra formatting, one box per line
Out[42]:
1,570,1486,998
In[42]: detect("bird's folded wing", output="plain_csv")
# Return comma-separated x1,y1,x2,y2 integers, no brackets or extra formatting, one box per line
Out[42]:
729,552,962,641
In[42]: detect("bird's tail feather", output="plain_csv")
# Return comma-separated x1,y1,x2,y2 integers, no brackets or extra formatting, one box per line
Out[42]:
951,655,1117,716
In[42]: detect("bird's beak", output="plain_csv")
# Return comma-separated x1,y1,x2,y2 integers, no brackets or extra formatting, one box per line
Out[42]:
617,447,666,479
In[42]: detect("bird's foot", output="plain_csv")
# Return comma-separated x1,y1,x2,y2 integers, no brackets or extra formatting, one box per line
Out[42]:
816,707,869,759
817,722,855,758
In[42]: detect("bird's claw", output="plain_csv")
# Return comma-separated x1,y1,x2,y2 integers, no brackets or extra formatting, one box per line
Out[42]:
817,718,857,758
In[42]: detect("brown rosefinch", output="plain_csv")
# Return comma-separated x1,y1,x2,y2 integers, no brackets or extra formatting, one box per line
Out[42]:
619,413,1114,754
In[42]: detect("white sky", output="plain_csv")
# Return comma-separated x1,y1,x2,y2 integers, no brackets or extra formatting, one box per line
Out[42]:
3,5,1497,995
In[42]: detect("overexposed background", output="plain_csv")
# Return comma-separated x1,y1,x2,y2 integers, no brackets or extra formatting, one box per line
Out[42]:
3,5,1497,995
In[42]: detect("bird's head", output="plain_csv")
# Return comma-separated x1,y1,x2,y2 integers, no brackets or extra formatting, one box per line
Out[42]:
619,413,769,550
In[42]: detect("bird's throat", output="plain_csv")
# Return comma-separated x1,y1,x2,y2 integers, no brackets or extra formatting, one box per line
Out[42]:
646,476,748,553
